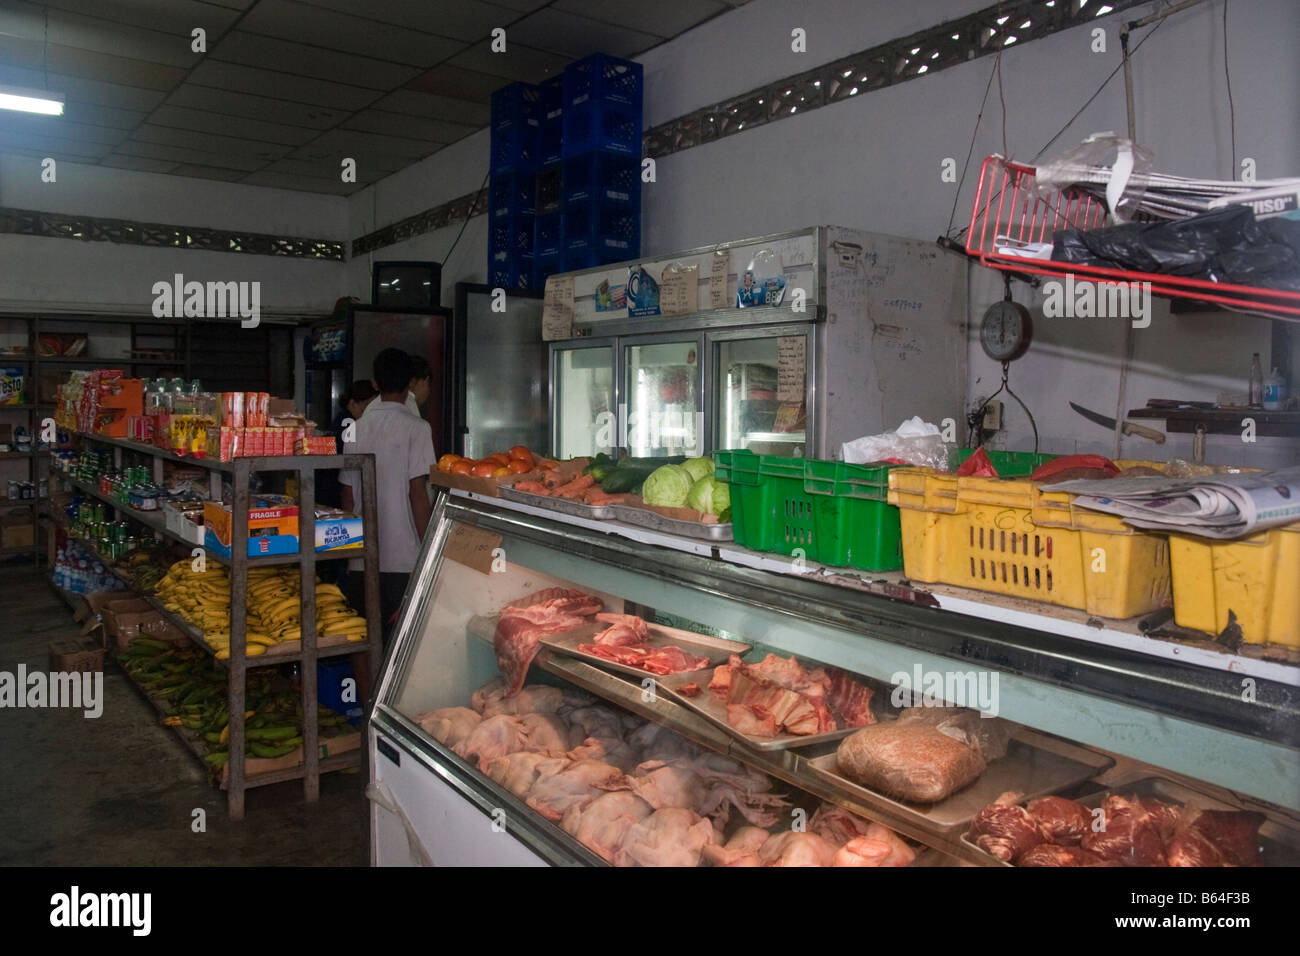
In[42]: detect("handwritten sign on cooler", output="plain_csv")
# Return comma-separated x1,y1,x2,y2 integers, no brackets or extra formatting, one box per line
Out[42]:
541,275,575,341
444,522,503,575
777,335,806,401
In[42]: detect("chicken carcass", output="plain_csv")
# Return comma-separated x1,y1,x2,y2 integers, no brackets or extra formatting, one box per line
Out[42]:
809,803,873,846
561,792,653,862
624,760,707,812
455,714,529,772
628,723,700,765
487,752,568,798
690,754,790,828
968,791,1046,862
525,759,625,822
518,712,572,755
567,736,641,773
471,679,565,717
758,831,840,867
702,827,771,867
613,808,717,867
415,706,481,749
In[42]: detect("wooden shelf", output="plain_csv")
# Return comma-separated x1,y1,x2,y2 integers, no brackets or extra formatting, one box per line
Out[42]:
1128,406,1300,437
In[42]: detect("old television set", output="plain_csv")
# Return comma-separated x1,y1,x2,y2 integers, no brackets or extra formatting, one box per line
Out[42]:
372,260,442,309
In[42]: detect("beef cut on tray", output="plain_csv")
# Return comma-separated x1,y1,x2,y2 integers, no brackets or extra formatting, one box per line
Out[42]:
493,587,604,697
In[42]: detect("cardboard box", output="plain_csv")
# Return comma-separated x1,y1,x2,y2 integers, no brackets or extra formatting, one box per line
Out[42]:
203,498,299,558
0,517,34,549
111,612,188,652
49,639,105,673
0,367,24,405
164,501,206,545
315,512,363,552
220,730,361,788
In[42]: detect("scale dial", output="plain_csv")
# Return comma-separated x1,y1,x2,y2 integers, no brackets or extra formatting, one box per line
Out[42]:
979,300,1032,362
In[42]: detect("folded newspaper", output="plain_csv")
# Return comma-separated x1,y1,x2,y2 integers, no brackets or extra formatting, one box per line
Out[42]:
1050,467,1300,539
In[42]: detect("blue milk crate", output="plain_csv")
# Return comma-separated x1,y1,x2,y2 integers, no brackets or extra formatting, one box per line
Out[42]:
533,250,564,290
490,82,541,174
318,658,363,724
562,151,640,205
562,99,642,157
563,201,640,260
489,172,536,217
489,213,534,256
563,53,643,108
533,211,564,258
561,245,626,272
538,75,564,166
535,162,563,214
489,249,535,291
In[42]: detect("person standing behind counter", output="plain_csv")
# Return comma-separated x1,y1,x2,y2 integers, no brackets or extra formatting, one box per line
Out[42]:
405,354,431,419
340,349,438,646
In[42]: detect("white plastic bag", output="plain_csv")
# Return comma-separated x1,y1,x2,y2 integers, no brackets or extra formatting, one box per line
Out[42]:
841,417,949,468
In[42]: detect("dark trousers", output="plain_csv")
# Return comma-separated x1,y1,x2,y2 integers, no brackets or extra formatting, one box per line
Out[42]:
344,571,411,646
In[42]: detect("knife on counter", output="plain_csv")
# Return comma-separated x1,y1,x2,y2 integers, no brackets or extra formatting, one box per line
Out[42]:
1069,402,1167,443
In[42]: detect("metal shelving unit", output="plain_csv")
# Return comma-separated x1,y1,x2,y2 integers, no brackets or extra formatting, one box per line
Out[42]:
54,430,381,820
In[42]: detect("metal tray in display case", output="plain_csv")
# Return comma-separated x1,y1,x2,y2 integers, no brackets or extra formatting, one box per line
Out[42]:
541,622,751,684
497,484,619,520
611,504,733,541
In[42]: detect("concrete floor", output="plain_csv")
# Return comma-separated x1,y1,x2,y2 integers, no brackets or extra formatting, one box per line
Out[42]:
0,565,369,866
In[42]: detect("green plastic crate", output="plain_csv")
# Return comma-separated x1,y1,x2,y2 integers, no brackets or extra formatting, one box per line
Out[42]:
714,451,903,571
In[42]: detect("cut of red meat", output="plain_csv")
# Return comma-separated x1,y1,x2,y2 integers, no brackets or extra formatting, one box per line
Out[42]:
1026,795,1092,845
708,663,733,700
1081,795,1168,866
727,667,835,737
1167,809,1264,867
825,666,875,727
968,793,1046,862
1018,844,1116,867
576,641,710,676
593,613,650,644
494,589,602,697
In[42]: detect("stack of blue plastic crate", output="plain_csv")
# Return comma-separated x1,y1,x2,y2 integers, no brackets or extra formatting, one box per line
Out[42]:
488,83,541,290
557,54,643,277
532,76,566,285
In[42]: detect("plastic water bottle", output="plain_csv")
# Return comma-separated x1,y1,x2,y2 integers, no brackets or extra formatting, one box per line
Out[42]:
1263,368,1286,411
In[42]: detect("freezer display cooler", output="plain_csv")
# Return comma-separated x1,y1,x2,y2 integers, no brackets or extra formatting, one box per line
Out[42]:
368,497,1300,867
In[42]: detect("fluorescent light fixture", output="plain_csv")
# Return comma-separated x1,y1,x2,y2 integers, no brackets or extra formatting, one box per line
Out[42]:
0,85,64,116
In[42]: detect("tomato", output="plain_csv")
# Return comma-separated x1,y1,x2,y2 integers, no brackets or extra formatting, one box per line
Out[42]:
437,454,460,474
508,445,532,462
492,466,510,477
450,460,474,475
507,459,532,474
486,453,510,466
470,461,498,478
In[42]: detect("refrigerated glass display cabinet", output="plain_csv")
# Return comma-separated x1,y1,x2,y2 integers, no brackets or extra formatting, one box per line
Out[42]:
367,493,1300,867
546,226,967,459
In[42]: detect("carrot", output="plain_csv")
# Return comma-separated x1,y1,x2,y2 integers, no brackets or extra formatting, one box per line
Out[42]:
514,481,550,495
553,474,595,498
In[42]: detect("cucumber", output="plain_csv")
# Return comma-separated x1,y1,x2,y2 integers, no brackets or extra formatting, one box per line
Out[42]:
246,725,300,741
600,469,644,494
249,741,298,759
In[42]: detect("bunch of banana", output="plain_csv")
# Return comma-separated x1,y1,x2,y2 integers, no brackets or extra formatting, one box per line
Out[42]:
314,582,368,642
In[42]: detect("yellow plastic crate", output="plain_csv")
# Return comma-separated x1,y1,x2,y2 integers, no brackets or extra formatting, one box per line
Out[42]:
1168,522,1300,648
888,462,1171,619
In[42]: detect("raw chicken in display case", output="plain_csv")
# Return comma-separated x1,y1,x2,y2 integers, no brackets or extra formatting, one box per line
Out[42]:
368,497,1300,868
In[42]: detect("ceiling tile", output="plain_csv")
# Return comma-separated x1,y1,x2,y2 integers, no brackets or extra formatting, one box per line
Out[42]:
505,8,661,59
113,140,269,171
168,85,349,129
554,0,727,38
291,0,515,42
402,65,505,103
186,61,379,110
238,169,360,195
342,109,477,144
0,65,168,111
447,40,568,82
130,123,293,160
149,105,322,146
490,0,557,12
238,0,465,66
41,0,244,38
290,129,433,170
63,100,149,130
167,164,251,182
0,3,199,66
372,89,491,126
99,155,180,173
0,115,129,146
212,31,422,91
0,35,186,90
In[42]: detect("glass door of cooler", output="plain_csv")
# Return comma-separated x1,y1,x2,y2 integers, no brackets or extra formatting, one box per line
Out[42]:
619,333,704,458
708,325,814,456
549,338,615,460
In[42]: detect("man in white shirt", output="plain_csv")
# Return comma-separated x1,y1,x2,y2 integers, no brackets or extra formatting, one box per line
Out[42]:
340,349,438,645
405,354,431,419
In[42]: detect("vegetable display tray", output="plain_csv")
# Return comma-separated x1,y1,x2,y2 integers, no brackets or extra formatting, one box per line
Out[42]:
610,503,733,540
497,484,618,520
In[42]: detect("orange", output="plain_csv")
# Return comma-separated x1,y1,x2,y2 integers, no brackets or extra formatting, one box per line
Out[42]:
508,445,532,462
470,461,498,478
507,459,532,474
450,460,473,475
492,466,510,477
437,454,460,473
486,453,510,466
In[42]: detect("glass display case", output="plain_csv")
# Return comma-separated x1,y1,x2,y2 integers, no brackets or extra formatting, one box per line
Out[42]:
368,494,1300,867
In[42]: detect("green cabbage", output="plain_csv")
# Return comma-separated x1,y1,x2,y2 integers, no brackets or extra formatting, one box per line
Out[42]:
681,456,715,482
686,476,730,516
642,464,692,507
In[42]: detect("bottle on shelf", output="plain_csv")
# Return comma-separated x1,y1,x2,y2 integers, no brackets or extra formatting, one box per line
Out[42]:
1263,367,1287,411
1248,353,1264,407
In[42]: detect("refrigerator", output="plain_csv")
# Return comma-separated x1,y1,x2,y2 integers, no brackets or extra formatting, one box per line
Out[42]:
303,316,351,436
548,226,968,460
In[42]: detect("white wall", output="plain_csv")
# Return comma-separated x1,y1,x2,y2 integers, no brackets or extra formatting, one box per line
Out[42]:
292,0,1300,466
0,155,348,316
